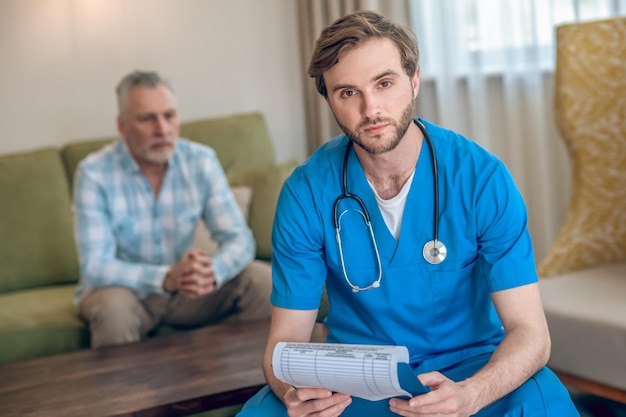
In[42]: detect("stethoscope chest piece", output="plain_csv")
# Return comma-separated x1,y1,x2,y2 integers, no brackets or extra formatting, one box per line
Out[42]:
423,240,447,264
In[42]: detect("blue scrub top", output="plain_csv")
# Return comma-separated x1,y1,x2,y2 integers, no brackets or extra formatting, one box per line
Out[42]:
271,118,538,373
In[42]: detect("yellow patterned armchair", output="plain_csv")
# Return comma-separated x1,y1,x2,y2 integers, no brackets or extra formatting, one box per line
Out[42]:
537,17,626,402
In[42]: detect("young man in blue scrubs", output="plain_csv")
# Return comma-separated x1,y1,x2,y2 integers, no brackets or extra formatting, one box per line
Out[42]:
238,10,579,417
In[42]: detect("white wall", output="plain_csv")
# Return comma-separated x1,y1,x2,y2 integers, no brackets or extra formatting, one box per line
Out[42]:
0,0,307,163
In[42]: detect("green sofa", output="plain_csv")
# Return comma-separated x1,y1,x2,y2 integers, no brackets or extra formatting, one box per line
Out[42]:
0,112,299,367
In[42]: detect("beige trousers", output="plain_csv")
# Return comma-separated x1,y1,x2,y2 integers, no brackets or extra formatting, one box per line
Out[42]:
79,260,272,348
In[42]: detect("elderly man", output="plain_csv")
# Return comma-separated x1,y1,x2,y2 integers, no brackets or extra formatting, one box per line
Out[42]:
73,70,271,348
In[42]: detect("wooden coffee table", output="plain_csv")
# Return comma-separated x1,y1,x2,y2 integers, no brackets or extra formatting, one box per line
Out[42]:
0,319,272,417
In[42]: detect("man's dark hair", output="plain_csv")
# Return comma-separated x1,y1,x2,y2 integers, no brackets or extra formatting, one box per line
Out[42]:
308,10,419,98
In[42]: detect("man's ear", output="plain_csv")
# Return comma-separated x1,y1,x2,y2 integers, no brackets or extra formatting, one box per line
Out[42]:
117,116,126,138
412,67,421,99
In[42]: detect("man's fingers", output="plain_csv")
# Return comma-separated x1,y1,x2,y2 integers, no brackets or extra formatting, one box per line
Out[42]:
289,387,333,403
186,250,211,264
179,271,214,285
181,258,212,276
178,275,215,298
286,389,351,417
179,278,214,290
417,371,447,388
197,277,216,292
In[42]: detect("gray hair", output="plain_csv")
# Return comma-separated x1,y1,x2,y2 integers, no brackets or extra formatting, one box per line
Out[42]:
115,70,176,116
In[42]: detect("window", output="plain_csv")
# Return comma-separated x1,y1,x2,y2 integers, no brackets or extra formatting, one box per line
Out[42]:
409,0,626,76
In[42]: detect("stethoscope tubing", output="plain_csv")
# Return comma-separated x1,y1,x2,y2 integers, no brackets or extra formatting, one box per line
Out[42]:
336,119,440,242
334,118,447,292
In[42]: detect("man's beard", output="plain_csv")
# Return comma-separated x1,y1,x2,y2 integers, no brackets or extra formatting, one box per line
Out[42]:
141,141,175,165
335,100,415,155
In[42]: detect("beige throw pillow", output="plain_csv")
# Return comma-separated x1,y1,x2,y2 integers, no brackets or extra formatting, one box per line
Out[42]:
229,159,300,260
192,186,253,256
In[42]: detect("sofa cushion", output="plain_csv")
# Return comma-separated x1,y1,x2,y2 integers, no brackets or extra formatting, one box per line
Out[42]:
0,148,79,292
180,112,276,175
229,159,299,260
61,138,111,186
539,262,626,390
0,285,88,365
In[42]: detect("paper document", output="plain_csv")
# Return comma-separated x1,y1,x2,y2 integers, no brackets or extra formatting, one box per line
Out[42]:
272,342,428,401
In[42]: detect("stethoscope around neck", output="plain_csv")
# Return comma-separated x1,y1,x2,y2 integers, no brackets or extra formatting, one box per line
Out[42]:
333,119,447,293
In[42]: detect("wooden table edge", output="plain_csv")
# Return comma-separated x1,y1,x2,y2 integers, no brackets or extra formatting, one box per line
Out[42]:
113,384,266,416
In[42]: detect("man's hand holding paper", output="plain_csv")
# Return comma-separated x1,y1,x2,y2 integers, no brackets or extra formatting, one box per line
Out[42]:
272,342,428,402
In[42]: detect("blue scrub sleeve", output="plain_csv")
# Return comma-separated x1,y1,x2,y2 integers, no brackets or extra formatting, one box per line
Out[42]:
475,161,538,292
271,168,328,310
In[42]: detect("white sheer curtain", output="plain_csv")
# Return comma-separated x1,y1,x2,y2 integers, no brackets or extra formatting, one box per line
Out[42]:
408,0,626,260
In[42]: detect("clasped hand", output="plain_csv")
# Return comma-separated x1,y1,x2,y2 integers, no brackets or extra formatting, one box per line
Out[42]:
163,249,215,298
283,372,477,417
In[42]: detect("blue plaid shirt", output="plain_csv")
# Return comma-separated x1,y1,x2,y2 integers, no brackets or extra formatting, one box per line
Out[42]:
73,138,255,303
